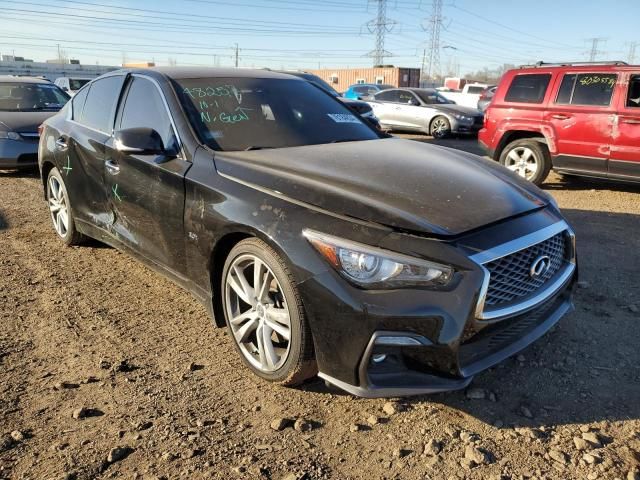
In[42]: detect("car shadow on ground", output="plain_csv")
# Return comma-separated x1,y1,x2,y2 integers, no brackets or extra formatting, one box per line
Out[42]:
0,210,7,230
305,208,640,430
543,174,640,193
0,168,39,179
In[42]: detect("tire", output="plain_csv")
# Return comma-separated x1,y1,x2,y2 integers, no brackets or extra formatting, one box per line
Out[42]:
46,167,85,246
221,238,316,386
429,115,451,138
499,138,551,186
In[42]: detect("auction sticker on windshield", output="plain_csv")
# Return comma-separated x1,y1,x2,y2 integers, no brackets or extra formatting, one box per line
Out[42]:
327,113,362,124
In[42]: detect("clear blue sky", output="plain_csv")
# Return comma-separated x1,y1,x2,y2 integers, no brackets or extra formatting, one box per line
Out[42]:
0,0,638,74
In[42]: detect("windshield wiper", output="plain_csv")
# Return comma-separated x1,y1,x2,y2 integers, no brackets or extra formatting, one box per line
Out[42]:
244,146,275,151
330,138,364,144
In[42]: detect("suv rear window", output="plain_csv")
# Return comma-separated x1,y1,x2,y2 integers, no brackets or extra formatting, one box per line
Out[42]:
555,73,617,106
504,74,551,104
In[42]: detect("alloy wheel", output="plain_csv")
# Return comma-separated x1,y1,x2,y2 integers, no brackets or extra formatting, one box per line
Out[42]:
48,176,69,238
504,146,539,180
431,118,449,138
224,254,292,372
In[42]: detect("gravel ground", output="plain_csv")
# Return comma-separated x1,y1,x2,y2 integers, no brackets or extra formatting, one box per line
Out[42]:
1,136,639,480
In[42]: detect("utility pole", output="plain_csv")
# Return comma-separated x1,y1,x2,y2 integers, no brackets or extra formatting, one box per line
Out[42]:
585,37,606,61
422,0,443,83
627,42,638,64
234,43,239,68
57,43,61,64
366,0,395,67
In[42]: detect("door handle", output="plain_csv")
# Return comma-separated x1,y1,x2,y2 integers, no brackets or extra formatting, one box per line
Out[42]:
55,138,68,151
621,118,640,124
550,114,571,120
105,159,120,175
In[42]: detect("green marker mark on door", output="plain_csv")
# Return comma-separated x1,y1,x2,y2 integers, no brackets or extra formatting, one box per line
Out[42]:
112,184,123,202
63,156,72,175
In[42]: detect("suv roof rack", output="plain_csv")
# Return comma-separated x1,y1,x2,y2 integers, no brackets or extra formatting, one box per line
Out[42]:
520,60,629,68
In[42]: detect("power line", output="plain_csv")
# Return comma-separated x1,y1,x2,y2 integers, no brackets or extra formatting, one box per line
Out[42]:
366,0,395,66
422,0,443,80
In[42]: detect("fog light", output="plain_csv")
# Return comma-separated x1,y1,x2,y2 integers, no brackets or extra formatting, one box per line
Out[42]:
371,354,387,364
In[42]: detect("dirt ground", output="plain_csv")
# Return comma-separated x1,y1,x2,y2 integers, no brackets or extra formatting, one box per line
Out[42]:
1,136,639,480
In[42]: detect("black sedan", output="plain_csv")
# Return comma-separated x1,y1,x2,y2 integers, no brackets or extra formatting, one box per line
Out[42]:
38,68,577,397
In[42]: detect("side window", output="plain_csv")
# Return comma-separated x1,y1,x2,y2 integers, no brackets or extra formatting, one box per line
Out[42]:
375,90,401,103
627,75,640,108
81,76,123,132
119,77,177,151
555,73,616,106
398,91,417,104
354,86,368,94
71,86,89,121
504,74,551,104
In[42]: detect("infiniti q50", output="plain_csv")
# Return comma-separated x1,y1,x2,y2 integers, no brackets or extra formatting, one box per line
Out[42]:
38,68,577,397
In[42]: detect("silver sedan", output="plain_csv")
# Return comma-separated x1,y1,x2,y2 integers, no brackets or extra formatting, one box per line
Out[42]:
367,88,484,138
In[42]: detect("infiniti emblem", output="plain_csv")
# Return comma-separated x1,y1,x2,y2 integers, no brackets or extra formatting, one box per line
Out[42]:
530,255,551,279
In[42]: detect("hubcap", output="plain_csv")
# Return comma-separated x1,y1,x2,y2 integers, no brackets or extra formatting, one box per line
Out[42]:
48,176,69,238
505,146,539,180
224,254,291,373
431,118,448,138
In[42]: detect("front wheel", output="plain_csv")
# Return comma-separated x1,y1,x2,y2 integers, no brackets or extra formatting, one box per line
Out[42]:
221,238,316,386
429,116,451,138
499,139,551,186
46,167,84,245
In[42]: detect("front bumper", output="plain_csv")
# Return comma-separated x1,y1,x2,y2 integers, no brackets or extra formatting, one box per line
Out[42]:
0,138,38,168
301,210,576,398
451,117,484,135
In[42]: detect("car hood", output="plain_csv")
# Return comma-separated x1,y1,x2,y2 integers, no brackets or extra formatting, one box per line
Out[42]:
214,138,548,237
0,111,58,132
431,104,482,116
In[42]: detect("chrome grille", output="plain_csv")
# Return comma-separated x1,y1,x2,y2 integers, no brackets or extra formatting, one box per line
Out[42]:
483,232,567,307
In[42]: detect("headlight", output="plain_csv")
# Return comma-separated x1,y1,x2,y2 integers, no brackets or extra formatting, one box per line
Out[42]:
452,114,472,122
303,230,453,289
0,131,21,141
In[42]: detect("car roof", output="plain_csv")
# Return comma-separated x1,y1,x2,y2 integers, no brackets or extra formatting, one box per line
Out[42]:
0,75,52,84
106,67,304,81
512,63,640,74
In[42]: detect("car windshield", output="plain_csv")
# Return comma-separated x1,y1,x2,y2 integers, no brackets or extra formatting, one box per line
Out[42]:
69,79,91,90
174,77,380,151
0,82,69,111
415,90,454,105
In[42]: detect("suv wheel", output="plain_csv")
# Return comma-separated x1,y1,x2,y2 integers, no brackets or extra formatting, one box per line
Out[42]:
221,238,317,386
499,139,551,185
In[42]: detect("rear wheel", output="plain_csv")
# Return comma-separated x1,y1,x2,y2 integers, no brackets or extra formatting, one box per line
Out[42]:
46,167,84,246
429,116,451,138
499,138,551,186
221,238,316,386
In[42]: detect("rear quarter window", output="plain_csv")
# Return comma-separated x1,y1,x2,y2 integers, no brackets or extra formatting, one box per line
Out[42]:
504,73,551,104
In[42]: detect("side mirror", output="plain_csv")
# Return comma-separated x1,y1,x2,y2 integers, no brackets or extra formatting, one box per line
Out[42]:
114,127,171,157
62,87,69,92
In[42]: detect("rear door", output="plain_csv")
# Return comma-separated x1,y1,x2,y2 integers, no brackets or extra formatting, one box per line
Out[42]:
545,71,618,175
609,72,640,179
59,75,125,229
370,90,403,127
103,74,191,275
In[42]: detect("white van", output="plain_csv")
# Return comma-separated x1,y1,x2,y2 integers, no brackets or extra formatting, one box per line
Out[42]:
54,77,92,96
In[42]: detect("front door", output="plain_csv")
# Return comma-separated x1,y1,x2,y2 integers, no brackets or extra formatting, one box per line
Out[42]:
103,75,191,276
544,71,619,175
610,72,640,180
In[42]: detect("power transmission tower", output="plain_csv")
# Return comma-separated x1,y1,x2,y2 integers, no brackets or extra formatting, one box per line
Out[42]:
586,37,606,61
422,0,443,83
366,0,395,66
627,42,638,64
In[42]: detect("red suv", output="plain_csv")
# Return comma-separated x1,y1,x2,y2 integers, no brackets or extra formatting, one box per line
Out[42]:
479,61,640,185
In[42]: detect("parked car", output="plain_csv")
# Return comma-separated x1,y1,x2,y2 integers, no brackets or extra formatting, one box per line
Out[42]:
477,85,497,112
368,88,484,137
0,76,69,170
39,67,576,397
440,83,490,108
479,61,640,185
343,83,394,100
54,77,93,96
276,71,381,129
